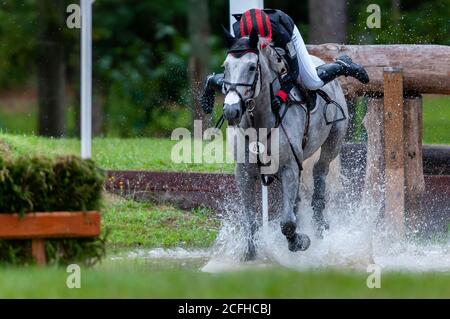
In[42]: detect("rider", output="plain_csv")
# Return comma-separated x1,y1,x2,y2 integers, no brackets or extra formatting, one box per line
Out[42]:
200,8,369,114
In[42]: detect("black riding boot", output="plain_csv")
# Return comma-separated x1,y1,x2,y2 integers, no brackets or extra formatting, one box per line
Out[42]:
200,73,224,114
316,55,369,85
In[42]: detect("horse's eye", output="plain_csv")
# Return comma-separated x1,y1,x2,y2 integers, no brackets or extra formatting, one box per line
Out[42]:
249,65,256,72
277,58,282,63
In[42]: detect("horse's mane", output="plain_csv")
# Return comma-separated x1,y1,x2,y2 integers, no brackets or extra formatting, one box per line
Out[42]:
257,38,287,75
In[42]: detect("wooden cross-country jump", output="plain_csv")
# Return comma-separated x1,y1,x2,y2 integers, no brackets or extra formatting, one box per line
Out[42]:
0,211,100,265
309,44,449,236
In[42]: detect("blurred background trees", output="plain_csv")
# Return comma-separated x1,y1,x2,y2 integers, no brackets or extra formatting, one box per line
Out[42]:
37,0,66,137
309,0,347,44
0,0,448,138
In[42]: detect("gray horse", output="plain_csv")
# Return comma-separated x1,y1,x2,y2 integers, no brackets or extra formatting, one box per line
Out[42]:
222,30,348,260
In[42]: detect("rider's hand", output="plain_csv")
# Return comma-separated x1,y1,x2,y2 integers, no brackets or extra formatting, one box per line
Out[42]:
200,88,215,114
272,90,288,112
271,96,282,112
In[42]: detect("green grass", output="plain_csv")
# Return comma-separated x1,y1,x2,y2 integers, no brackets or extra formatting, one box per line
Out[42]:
102,195,218,248
0,133,234,173
0,265,448,298
422,95,450,144
0,109,36,135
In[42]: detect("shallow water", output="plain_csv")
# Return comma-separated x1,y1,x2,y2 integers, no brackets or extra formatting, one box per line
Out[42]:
201,205,450,273
105,213,449,274
107,153,449,274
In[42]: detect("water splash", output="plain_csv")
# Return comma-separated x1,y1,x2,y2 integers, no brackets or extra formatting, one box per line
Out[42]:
108,150,449,274
203,152,450,273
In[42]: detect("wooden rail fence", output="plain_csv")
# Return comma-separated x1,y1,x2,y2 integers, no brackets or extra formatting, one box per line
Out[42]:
0,211,101,265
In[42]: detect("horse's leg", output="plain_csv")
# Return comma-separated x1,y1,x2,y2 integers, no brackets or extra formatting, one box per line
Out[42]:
280,166,311,252
236,163,259,261
293,183,301,220
312,122,346,238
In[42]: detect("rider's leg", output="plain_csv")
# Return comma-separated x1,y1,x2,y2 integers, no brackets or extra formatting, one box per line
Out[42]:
200,73,224,114
316,55,369,85
291,26,324,90
292,26,369,89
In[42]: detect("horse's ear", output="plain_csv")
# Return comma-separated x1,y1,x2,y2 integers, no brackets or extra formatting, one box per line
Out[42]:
249,28,259,49
222,25,236,48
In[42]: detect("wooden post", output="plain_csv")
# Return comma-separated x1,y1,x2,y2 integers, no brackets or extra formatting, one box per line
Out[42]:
383,67,405,236
32,239,47,266
362,95,385,211
363,90,425,237
403,95,425,234
306,44,450,96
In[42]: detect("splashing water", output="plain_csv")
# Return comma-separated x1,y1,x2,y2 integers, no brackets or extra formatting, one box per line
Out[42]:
109,151,449,274
203,152,450,274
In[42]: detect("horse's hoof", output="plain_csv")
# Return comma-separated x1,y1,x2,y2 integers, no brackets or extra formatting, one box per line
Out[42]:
288,233,311,252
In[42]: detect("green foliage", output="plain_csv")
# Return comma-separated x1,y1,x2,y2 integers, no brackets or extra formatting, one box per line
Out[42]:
0,156,55,214
45,236,107,267
0,154,106,265
0,0,448,137
0,155,104,214
349,0,449,44
0,1,37,88
93,0,192,137
52,156,104,211
0,240,32,265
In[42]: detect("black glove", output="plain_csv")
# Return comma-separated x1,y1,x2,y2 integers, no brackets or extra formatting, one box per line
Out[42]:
271,96,283,112
200,87,215,114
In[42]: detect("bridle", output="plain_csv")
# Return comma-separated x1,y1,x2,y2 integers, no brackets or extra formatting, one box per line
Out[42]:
222,52,262,114
219,45,346,187
222,49,299,186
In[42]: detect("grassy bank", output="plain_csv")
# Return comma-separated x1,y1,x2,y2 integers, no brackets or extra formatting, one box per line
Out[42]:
0,133,234,173
103,195,218,248
0,265,448,298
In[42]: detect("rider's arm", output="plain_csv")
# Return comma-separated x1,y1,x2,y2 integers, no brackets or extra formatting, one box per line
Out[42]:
270,10,299,102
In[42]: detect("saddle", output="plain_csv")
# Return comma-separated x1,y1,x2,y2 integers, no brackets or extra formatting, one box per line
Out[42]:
270,76,316,112
270,77,346,126
289,83,317,113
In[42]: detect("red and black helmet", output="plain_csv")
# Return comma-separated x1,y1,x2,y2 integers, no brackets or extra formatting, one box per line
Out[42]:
239,9,272,42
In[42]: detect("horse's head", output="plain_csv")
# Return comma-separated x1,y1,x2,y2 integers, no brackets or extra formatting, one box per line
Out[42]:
222,28,270,126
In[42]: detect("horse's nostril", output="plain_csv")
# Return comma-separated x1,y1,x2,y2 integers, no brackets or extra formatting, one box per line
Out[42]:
224,104,241,121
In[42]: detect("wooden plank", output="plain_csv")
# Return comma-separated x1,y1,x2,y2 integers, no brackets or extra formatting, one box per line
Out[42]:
31,239,47,266
403,96,425,233
0,211,100,239
383,67,405,236
362,96,385,211
307,44,450,96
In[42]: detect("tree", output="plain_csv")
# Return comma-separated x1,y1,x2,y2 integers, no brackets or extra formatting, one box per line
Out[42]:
392,0,401,24
308,0,348,44
37,0,66,137
188,0,211,133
